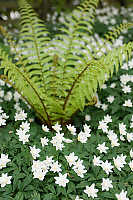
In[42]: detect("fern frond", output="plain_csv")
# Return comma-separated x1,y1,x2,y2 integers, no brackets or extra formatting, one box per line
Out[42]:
0,48,51,127
61,41,133,123
96,23,133,58
18,0,52,92
0,0,133,128
104,23,133,43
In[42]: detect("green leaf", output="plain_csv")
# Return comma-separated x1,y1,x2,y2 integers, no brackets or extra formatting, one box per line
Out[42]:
31,191,41,200
67,182,76,194
14,192,24,200
21,175,33,191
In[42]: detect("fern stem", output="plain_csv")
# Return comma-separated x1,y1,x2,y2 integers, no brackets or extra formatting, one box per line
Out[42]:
63,61,93,111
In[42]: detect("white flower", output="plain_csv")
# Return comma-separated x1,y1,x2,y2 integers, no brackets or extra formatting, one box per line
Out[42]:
130,122,133,128
4,91,12,101
0,154,11,169
42,124,49,132
113,154,126,171
33,169,47,181
97,142,109,154
63,138,73,143
44,156,53,167
101,160,113,174
104,115,112,124
120,135,125,141
14,102,21,111
120,74,130,85
0,173,12,187
18,133,30,144
16,128,27,135
107,130,120,147
129,160,133,171
122,85,131,93
20,121,30,132
50,132,65,151
73,165,87,178
1,113,9,119
78,131,88,143
41,137,49,147
123,99,132,107
0,80,5,86
110,83,116,88
54,173,69,187
52,122,62,133
130,149,133,158
15,110,27,121
115,190,129,200
0,107,3,113
84,183,98,198
83,124,91,135
85,115,91,121
101,178,113,191
0,116,6,126
67,124,76,135
75,196,83,200
14,91,21,102
98,120,108,133
101,84,107,89
93,155,102,166
50,161,62,173
101,104,108,111
65,152,78,167
107,95,114,103
127,133,133,142
119,123,127,136
73,159,83,168
30,146,41,159
121,63,128,70
32,160,42,172
131,115,133,122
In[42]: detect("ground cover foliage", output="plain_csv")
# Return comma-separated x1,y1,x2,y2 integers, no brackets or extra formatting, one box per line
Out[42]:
1,0,133,128
0,1,133,200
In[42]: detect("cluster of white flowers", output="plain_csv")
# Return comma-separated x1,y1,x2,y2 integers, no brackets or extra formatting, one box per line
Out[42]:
98,114,112,133
0,154,12,187
107,130,120,148
31,155,69,187
50,123,73,151
15,121,30,144
119,122,133,142
15,109,27,121
32,156,53,180
65,152,87,178
0,107,9,126
77,124,91,143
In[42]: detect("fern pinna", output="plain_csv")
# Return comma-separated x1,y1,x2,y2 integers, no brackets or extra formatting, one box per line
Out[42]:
0,0,133,129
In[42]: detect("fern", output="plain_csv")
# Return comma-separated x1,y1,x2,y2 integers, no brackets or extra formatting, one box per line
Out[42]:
0,0,133,129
